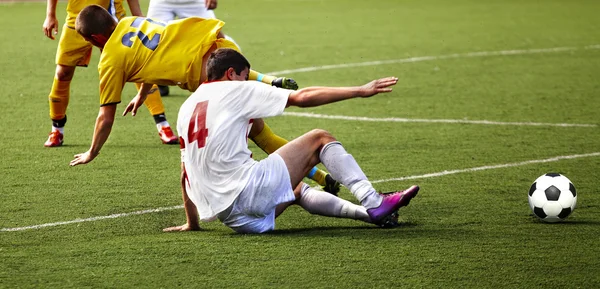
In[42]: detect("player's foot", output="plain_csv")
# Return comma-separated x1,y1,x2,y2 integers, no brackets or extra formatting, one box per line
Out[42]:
367,185,420,225
271,77,298,90
322,174,341,196
44,130,63,147
158,85,170,97
158,126,178,144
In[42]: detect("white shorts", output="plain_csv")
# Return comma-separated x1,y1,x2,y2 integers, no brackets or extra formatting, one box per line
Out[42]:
147,0,216,22
217,153,296,234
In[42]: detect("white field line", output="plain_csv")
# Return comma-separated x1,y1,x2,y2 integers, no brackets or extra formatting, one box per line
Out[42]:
1,205,183,232
266,44,600,75
3,152,599,232
283,112,598,128
372,152,600,184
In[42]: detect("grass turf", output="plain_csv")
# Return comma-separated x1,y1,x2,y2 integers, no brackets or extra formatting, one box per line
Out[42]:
1,0,599,288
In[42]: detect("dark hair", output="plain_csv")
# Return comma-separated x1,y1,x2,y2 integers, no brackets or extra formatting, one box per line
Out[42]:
76,5,117,39
206,48,251,81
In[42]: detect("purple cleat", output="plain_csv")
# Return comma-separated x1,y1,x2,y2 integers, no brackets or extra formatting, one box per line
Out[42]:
367,185,420,225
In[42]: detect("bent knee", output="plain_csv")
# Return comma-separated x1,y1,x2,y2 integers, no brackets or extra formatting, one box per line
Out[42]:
55,65,75,81
308,129,336,143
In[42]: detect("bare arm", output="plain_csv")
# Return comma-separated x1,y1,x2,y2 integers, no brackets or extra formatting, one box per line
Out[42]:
123,83,154,116
205,0,218,10
163,163,201,232
126,0,144,16
42,0,59,40
70,104,117,166
287,77,398,108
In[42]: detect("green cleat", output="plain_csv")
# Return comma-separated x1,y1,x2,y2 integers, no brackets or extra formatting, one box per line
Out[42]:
272,77,299,90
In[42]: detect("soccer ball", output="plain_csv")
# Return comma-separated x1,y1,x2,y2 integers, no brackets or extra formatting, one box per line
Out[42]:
528,173,577,223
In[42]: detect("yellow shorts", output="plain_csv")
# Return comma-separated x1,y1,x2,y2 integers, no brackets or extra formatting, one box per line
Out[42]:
55,25,93,67
56,1,126,67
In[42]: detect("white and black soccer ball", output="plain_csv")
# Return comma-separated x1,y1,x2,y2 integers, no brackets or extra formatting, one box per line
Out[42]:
528,173,577,223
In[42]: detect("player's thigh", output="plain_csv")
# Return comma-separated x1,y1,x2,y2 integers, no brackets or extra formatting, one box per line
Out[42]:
176,2,216,19
218,154,296,233
55,26,92,67
274,129,336,189
147,1,176,21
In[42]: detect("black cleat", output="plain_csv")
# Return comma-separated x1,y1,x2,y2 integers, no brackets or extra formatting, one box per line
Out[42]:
158,85,170,97
271,77,298,90
322,174,341,196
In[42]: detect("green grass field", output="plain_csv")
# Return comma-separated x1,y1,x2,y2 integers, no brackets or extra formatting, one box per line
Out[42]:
2,0,600,287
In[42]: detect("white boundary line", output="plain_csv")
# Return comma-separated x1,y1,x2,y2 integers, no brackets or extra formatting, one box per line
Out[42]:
266,44,600,75
273,44,600,128
1,205,183,232
283,112,597,128
3,152,599,232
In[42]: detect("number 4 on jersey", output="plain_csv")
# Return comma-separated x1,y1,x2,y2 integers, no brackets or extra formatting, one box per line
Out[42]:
188,101,209,148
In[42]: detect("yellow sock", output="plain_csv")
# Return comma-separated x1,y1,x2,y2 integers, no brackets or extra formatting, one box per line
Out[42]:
251,122,287,154
252,122,328,186
135,83,166,117
48,77,71,120
248,70,275,86
311,169,328,187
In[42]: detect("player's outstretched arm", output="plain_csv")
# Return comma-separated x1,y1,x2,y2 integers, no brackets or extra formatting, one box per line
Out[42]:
43,0,59,40
123,83,153,116
205,0,218,10
286,77,398,108
164,164,201,232
70,105,117,166
126,0,144,16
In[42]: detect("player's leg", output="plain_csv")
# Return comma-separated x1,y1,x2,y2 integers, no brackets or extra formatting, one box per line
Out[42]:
249,120,340,194
294,183,370,222
45,26,93,147
46,64,75,147
135,83,178,144
274,129,419,224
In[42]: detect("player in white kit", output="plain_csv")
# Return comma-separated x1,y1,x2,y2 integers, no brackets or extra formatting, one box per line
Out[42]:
167,48,420,234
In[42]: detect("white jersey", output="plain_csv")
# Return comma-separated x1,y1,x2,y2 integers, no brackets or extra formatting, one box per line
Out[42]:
177,81,292,221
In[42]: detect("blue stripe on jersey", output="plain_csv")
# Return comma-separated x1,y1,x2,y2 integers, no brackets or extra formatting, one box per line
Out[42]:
108,0,117,21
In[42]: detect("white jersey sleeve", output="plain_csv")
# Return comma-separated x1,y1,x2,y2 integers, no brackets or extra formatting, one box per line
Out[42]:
235,81,292,120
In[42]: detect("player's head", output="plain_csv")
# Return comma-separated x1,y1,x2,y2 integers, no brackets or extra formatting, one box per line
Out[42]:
75,5,118,49
206,48,251,81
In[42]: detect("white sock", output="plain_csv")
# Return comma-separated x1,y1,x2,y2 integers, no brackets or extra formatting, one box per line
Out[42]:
156,121,170,131
319,141,382,209
297,184,370,221
349,180,382,210
52,126,64,134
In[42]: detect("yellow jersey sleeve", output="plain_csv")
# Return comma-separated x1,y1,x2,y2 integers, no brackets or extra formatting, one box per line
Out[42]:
98,64,127,106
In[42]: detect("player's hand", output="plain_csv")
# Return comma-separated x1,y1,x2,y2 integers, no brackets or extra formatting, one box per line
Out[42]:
359,77,398,97
205,0,217,10
70,150,98,166
43,16,59,40
122,93,147,116
163,223,201,232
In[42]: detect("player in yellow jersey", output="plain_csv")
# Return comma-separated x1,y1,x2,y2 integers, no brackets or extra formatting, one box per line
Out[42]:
69,5,341,195
42,0,179,148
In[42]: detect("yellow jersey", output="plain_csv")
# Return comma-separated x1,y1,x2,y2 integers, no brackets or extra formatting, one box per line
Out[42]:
65,0,125,28
98,16,225,106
